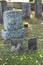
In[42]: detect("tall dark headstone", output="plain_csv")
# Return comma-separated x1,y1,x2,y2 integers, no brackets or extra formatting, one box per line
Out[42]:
35,0,42,17
0,1,7,23
22,3,30,19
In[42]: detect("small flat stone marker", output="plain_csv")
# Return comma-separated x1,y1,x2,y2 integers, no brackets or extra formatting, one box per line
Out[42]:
28,37,37,50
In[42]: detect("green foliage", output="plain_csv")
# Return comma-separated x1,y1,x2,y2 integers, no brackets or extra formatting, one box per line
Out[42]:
0,50,43,65
0,22,43,65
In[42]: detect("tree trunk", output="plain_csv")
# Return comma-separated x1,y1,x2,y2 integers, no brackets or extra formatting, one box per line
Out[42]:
35,0,42,17
0,1,7,23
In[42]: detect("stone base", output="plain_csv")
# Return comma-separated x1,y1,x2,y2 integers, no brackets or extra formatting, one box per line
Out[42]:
11,38,22,52
11,38,22,47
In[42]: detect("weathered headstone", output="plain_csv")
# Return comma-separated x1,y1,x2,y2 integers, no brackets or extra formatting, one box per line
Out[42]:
0,1,7,23
2,10,25,52
28,37,37,50
35,0,42,17
22,2,30,19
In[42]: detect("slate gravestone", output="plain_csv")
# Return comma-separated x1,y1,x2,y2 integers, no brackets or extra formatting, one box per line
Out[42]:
22,3,30,19
0,1,7,23
35,0,42,17
2,10,25,52
28,37,37,50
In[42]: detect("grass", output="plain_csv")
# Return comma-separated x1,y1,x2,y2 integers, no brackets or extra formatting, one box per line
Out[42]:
0,11,43,65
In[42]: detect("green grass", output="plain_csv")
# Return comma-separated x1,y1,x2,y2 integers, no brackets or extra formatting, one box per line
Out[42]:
0,11,43,65
0,24,3,30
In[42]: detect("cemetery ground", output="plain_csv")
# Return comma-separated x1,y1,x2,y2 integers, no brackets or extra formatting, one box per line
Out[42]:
0,11,43,65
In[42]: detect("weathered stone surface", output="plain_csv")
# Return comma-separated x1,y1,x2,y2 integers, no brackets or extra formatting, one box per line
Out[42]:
11,42,23,53
11,38,22,46
28,37,37,50
3,10,22,30
16,43,22,52
2,29,25,40
22,3,30,19
35,0,42,17
2,10,25,40
1,29,7,40
2,10,26,52
11,38,22,52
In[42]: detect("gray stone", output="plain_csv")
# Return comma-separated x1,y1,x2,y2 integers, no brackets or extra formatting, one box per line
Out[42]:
16,43,22,52
2,10,25,40
11,38,22,46
35,0,42,17
3,10,22,30
11,39,22,52
2,10,26,52
22,3,30,19
1,29,7,40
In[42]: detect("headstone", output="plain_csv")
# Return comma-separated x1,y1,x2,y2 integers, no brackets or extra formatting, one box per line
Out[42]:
0,1,7,23
28,37,37,50
2,10,26,52
35,0,42,17
22,2,30,19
